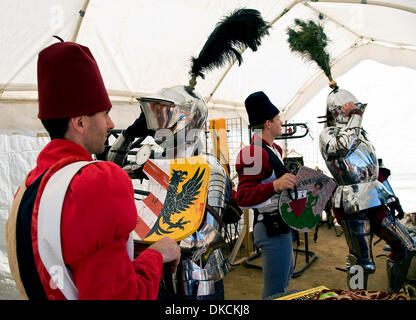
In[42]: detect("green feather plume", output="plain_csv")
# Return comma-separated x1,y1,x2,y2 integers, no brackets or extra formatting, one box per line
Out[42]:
287,19,334,82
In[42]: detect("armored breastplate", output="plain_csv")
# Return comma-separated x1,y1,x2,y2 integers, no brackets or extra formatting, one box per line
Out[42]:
325,137,378,185
320,126,393,213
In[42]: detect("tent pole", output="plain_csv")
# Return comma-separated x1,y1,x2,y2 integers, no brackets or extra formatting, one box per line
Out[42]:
282,0,416,120
303,2,361,38
282,40,362,119
268,0,301,25
283,36,416,120
206,0,301,103
315,0,416,15
305,2,416,44
205,48,246,104
71,0,91,42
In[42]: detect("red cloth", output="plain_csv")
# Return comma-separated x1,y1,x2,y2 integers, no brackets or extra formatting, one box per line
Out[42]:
312,289,409,300
26,139,163,300
235,134,282,207
37,42,112,119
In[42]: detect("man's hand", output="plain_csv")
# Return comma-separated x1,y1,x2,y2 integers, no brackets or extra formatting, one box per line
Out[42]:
148,236,181,273
273,173,297,192
341,101,359,116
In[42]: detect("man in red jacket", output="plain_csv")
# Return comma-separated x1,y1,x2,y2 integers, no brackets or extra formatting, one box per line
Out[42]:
6,40,180,300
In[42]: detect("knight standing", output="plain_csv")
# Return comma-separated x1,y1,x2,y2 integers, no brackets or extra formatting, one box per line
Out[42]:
107,9,270,299
287,17,416,292
319,86,416,291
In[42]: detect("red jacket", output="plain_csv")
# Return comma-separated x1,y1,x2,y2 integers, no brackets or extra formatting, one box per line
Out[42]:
26,139,163,300
235,135,283,207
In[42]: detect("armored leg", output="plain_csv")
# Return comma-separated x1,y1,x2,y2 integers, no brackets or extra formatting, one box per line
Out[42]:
379,210,416,292
379,210,416,255
346,254,370,290
340,217,375,290
386,254,413,293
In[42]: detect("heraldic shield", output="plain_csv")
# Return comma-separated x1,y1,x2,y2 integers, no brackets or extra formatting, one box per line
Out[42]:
133,156,210,243
279,166,336,232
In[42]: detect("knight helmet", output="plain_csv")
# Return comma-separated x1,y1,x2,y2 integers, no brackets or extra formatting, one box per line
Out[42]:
326,87,366,127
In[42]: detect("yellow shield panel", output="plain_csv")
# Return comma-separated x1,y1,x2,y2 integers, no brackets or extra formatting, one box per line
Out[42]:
135,156,210,243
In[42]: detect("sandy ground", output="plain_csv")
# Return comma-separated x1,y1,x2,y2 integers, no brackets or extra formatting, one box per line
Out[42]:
223,222,416,300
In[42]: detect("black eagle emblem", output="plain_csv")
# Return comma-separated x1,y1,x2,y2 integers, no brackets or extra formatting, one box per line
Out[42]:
146,167,206,237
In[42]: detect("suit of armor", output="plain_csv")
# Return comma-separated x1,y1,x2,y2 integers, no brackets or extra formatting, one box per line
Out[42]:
319,88,416,292
105,7,271,298
107,85,229,299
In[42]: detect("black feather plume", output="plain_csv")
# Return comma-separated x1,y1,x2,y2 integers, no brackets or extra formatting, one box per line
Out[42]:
189,8,270,85
287,18,334,84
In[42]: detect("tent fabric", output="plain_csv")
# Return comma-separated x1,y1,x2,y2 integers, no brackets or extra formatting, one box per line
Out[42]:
1,0,416,129
0,0,416,299
0,132,49,300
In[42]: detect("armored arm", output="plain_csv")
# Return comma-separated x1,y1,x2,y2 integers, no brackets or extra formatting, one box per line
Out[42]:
179,154,228,262
106,133,134,166
107,112,155,166
319,113,363,160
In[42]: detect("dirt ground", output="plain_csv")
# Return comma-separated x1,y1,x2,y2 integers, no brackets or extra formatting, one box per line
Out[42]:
222,222,416,300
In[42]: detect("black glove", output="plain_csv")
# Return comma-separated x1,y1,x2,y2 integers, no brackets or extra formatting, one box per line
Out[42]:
123,112,155,141
388,197,405,220
133,166,149,182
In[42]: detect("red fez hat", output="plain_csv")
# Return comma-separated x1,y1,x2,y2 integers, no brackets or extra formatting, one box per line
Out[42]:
37,41,112,120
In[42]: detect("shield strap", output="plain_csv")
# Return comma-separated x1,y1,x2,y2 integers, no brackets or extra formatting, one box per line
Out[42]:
251,141,290,235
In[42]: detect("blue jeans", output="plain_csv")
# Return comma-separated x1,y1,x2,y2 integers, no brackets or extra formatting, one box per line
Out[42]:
253,222,294,299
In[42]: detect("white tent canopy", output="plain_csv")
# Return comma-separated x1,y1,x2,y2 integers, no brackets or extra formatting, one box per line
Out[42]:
1,1,415,215
1,0,416,130
1,0,416,300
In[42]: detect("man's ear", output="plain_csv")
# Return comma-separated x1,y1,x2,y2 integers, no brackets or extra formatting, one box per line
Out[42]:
264,119,271,130
69,116,85,133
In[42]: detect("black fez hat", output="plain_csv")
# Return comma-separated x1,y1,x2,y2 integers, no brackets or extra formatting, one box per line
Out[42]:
244,91,280,127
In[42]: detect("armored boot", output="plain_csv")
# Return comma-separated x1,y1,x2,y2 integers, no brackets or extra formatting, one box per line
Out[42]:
379,209,416,292
386,251,414,293
340,218,375,290
346,254,372,290
379,209,416,254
